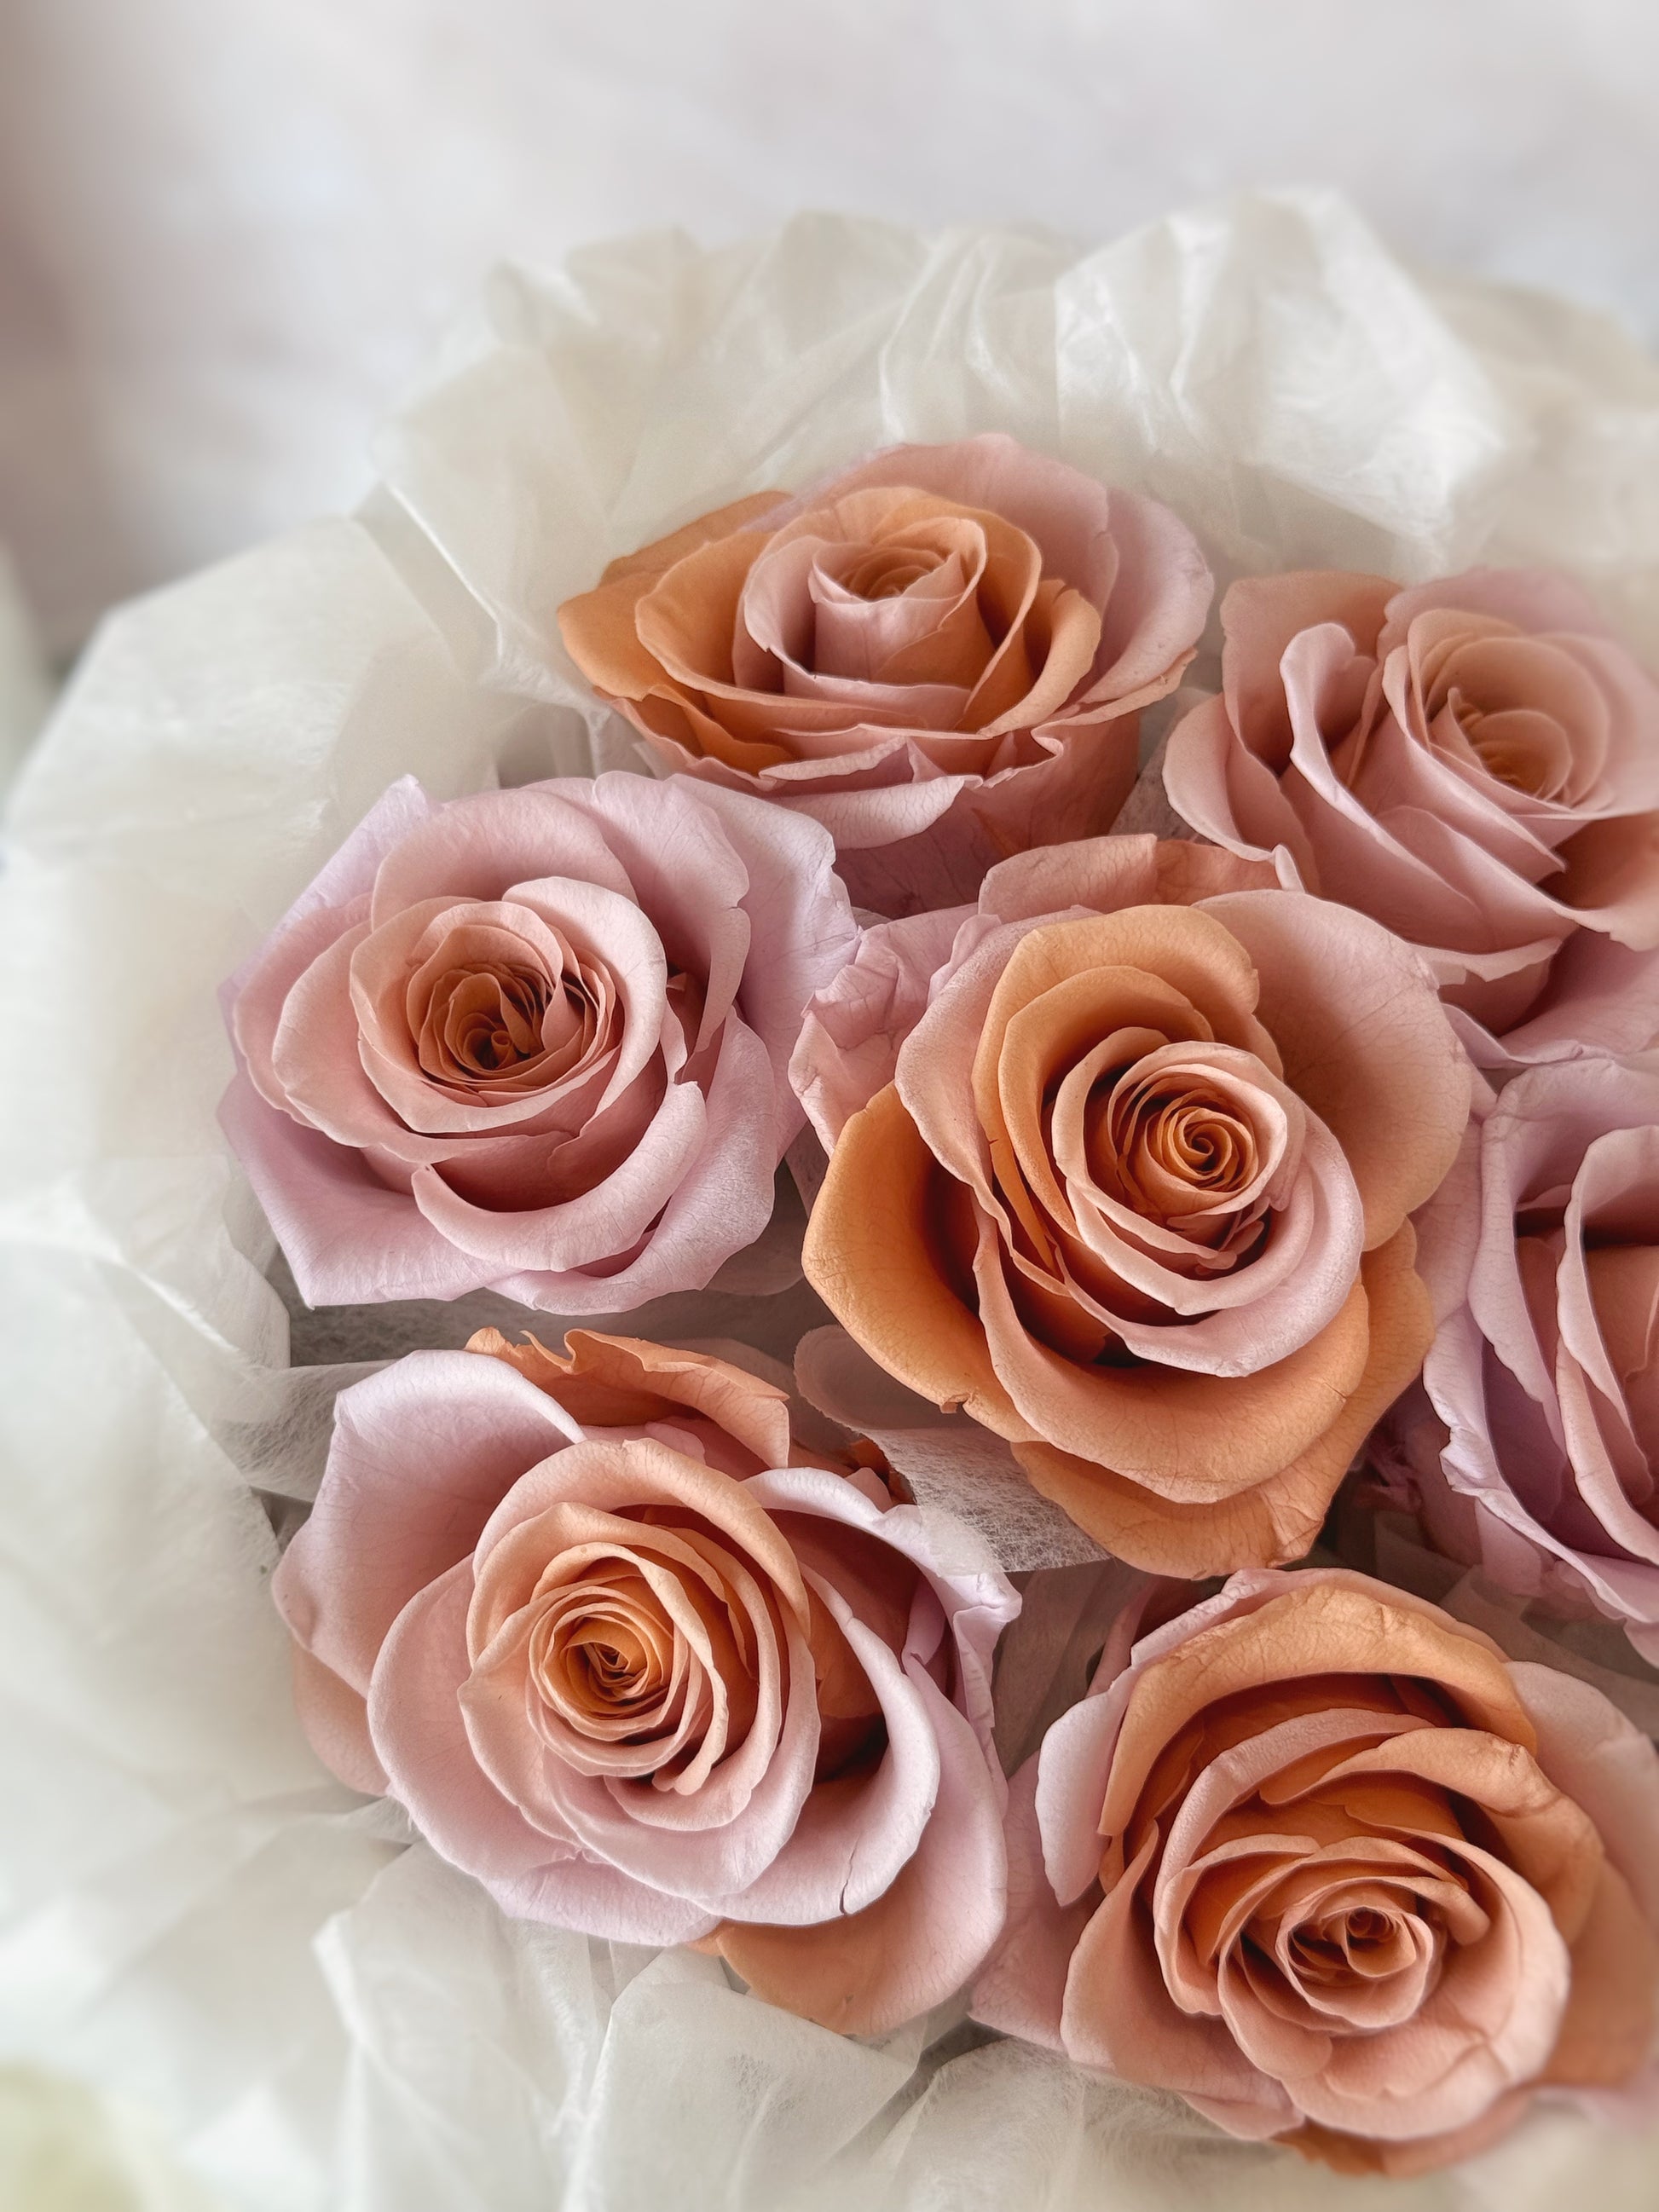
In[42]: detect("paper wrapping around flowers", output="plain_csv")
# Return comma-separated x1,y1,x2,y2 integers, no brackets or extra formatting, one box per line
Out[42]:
6,192,1659,2209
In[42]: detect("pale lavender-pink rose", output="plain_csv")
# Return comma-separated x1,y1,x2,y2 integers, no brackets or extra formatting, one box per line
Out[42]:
1385,1053,1659,1665
274,1333,1019,2035
221,771,856,1308
1163,569,1659,1071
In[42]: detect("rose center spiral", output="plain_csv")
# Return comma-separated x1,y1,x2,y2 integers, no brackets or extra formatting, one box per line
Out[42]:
404,909,615,1099
1106,1070,1263,1217
529,1573,681,1739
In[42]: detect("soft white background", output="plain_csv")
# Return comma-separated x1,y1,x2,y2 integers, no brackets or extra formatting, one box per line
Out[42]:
3,0,1659,650
4,9,1659,2209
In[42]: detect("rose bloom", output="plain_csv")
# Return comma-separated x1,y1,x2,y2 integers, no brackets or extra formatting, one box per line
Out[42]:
221,771,855,1308
1163,569,1659,1070
557,435,1211,915
1384,1054,1659,1666
795,835,1471,1575
275,1329,1019,2036
974,1567,1659,2176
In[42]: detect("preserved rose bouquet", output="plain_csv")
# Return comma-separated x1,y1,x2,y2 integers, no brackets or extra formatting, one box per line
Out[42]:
12,193,1659,2209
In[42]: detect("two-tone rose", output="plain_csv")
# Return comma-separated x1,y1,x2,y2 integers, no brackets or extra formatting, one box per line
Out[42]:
275,1330,1019,2035
977,1568,1659,2175
794,835,1471,1574
558,435,1211,914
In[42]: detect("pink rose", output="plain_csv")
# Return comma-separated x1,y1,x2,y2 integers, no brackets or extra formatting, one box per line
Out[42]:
1387,1054,1659,1665
1163,569,1659,1070
558,436,1212,915
275,1330,1019,2036
221,771,856,1308
975,1567,1659,2176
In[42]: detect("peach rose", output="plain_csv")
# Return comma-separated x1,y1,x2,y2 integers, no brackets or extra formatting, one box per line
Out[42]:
1384,1054,1659,1666
275,1330,1019,2036
221,771,855,1308
558,435,1211,915
797,835,1471,1575
1163,569,1659,1071
975,1568,1659,2176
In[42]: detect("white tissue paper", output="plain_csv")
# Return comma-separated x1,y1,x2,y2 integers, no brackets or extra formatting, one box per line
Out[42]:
6,189,1659,2209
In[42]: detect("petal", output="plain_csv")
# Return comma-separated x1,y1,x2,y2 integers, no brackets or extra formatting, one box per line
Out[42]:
708,1574,938,1924
712,1664,1006,2036
1200,889,1471,1246
789,904,968,1152
1061,1832,1295,2136
804,1084,1026,1439
287,1642,387,1795
484,1018,781,1314
488,1329,799,1474
274,1350,581,1691
974,1216,1373,1499
969,1754,1085,2052
370,1564,719,1945
1219,571,1394,768
218,1064,494,1304
366,782,638,925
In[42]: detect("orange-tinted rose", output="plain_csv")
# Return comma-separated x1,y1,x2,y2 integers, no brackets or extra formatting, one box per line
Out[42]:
976,1568,1659,2175
799,837,1471,1575
558,436,1211,914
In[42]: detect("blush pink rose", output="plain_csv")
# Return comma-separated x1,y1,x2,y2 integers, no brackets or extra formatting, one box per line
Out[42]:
1384,1054,1659,1666
793,833,1471,1576
974,1567,1659,2176
275,1330,1019,2036
221,771,856,1309
1163,569,1659,1071
558,435,1212,915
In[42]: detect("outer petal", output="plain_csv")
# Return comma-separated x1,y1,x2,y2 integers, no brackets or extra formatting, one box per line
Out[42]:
789,904,970,1151
968,1754,1089,2052
474,1328,799,1474
287,1641,387,1796
274,1351,582,1693
224,776,436,1087
218,1063,494,1303
488,1018,781,1311
1016,1224,1431,1573
711,1666,1008,2036
741,1464,1020,1753
804,1084,1027,1439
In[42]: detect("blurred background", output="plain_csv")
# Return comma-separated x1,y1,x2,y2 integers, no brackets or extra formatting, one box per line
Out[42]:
3,0,1659,670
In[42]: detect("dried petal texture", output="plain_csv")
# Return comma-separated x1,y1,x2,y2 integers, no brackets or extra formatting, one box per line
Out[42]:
1164,569,1659,1071
275,1335,1019,2035
558,436,1211,914
1390,1054,1659,1666
222,771,856,1309
974,1567,1659,2175
800,836,1470,1574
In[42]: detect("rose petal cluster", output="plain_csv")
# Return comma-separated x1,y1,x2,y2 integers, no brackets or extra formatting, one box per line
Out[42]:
1163,569,1659,1070
975,1568,1659,2175
222,771,855,1309
796,835,1471,1574
1390,1054,1659,1665
558,435,1212,913
275,1330,1019,2036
